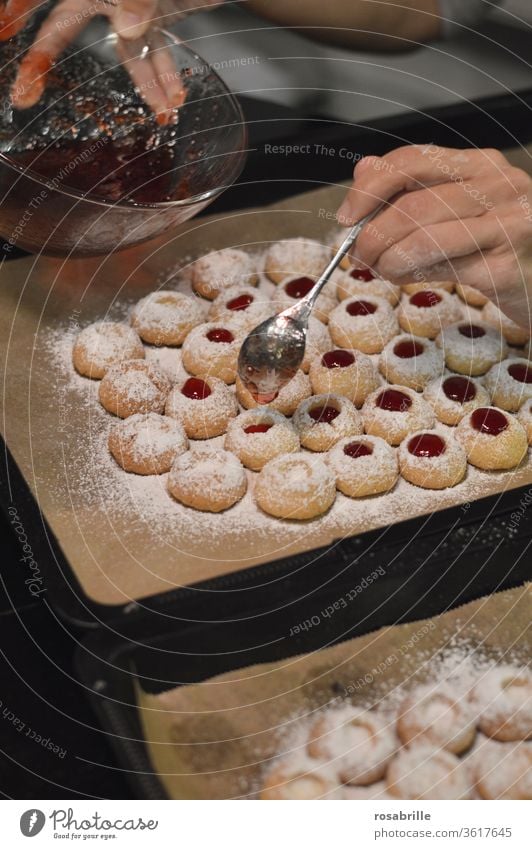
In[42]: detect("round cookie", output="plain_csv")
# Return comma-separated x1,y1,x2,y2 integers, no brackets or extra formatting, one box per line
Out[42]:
386,745,472,800
329,295,399,354
336,267,400,306
254,453,336,520
473,741,532,800
264,237,329,284
482,300,530,347
471,667,532,742
424,375,490,426
307,707,397,786
108,412,188,475
379,334,444,391
398,289,463,339
166,376,238,439
456,282,489,307
292,393,362,452
224,408,299,471
397,688,476,755
130,291,204,346
236,369,311,416
455,407,528,470
181,322,243,384
208,285,272,332
167,448,247,512
310,349,381,408
398,430,467,489
260,760,337,800
484,358,532,412
436,321,507,376
272,274,337,324
191,248,258,300
402,280,454,295
362,385,435,446
73,322,144,379
517,398,532,444
98,359,172,418
301,317,332,373
326,435,398,498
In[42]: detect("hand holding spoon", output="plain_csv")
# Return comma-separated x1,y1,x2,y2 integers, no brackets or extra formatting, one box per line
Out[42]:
238,202,386,403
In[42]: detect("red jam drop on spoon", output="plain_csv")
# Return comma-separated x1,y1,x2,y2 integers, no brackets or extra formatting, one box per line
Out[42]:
443,376,476,403
471,407,508,435
344,441,373,458
309,405,340,424
244,423,273,434
206,328,234,344
285,277,314,299
458,323,486,339
346,299,377,317
410,290,442,308
322,350,355,369
508,363,532,384
227,293,253,311
408,433,446,458
376,388,412,412
181,377,211,400
394,339,424,359
350,267,374,282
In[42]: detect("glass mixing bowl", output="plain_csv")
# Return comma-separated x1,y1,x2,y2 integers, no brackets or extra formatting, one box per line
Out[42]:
0,19,247,257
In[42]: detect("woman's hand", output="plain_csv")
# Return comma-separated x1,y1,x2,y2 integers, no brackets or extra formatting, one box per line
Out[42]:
2,0,221,121
337,145,532,328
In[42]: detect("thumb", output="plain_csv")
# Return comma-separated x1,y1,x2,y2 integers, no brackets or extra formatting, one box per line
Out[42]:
112,0,159,41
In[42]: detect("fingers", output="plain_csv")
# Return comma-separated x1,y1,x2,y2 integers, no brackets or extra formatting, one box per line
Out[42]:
111,0,159,40
10,49,54,108
151,39,186,109
0,0,40,41
116,39,174,125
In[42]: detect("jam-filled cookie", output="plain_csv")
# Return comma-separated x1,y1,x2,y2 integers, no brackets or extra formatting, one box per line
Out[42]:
473,741,532,800
379,334,444,391
399,430,467,489
108,412,188,475
73,322,144,379
456,282,489,307
484,358,532,412
130,291,204,346
264,237,329,284
326,435,398,497
386,745,472,800
397,687,476,755
471,667,532,742
181,322,242,384
191,248,258,300
336,266,400,306
224,408,299,471
99,359,172,418
208,285,272,331
455,406,528,470
236,369,311,416
260,760,337,800
255,453,336,520
329,295,399,354
272,274,337,324
309,349,381,408
362,385,435,446
398,289,462,339
481,300,530,347
307,708,397,786
165,376,238,439
424,374,490,426
301,317,332,373
167,447,247,512
436,321,507,376
292,393,362,452
402,280,454,295
517,398,532,444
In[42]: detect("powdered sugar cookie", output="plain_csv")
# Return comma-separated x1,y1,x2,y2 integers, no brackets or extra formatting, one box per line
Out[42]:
73,322,144,379
473,741,532,799
471,667,532,742
424,375,489,426
255,453,336,520
399,430,467,489
272,275,336,324
309,349,381,408
108,412,188,475
326,435,398,497
166,376,238,439
260,760,338,800
387,745,472,800
481,301,530,347
362,385,435,446
99,359,172,418
484,358,532,412
436,321,507,376
329,295,399,354
517,398,532,444
397,687,476,755
130,291,204,346
292,393,362,452
236,369,311,416
398,289,463,339
167,448,247,512
208,285,272,332
456,282,488,307
224,408,299,471
455,407,528,470
336,267,400,306
191,248,258,300
301,317,332,373
181,322,243,384
264,238,329,284
379,335,444,391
